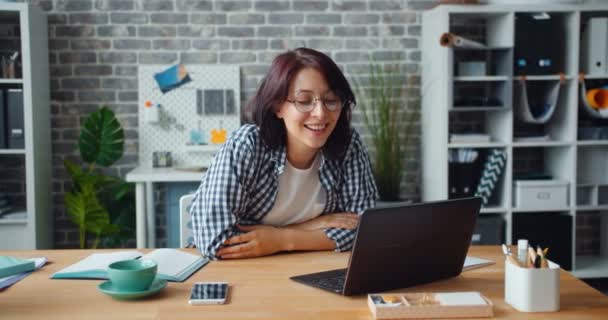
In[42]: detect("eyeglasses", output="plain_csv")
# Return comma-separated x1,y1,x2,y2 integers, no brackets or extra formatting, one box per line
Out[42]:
286,91,343,113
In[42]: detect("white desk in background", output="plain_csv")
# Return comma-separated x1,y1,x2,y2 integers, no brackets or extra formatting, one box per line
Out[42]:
126,166,204,248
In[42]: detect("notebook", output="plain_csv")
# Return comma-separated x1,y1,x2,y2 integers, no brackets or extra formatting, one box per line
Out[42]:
51,249,208,282
463,256,494,271
0,257,47,290
0,256,36,278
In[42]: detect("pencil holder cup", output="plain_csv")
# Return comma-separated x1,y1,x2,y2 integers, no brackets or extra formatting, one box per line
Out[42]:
504,259,560,312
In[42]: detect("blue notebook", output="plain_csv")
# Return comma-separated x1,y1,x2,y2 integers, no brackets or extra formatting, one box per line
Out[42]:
51,249,208,282
0,256,36,278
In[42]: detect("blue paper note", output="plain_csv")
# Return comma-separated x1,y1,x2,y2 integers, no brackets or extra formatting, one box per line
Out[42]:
154,64,191,94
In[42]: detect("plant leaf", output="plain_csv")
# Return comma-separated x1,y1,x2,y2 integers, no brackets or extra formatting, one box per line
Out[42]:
65,183,115,248
352,63,414,201
79,106,124,167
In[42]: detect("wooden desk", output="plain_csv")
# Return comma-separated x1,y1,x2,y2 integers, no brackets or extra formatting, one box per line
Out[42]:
1,246,607,319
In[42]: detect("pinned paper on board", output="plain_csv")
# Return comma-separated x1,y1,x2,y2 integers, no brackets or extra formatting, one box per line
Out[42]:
154,64,191,94
210,128,227,144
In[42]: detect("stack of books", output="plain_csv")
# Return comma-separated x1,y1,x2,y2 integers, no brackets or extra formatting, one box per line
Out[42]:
0,256,47,290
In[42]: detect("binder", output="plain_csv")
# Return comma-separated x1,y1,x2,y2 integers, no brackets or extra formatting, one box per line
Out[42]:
582,17,608,75
7,89,24,149
0,89,6,148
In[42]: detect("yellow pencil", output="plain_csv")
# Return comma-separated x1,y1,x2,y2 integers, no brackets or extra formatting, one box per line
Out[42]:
528,247,538,268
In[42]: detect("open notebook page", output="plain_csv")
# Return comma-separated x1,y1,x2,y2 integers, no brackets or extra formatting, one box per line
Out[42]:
55,251,142,274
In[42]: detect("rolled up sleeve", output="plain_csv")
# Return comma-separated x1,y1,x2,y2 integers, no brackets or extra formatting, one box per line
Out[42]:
189,133,255,259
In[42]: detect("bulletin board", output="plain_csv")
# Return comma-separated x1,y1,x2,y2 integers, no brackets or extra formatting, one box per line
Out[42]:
138,65,241,168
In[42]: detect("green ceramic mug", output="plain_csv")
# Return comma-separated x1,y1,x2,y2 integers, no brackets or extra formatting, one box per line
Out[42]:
107,259,157,292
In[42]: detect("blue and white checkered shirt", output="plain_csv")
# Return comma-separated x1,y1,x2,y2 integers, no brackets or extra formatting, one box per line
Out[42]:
190,124,378,259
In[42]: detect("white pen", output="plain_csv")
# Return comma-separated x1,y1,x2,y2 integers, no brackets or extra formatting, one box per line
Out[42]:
502,243,522,267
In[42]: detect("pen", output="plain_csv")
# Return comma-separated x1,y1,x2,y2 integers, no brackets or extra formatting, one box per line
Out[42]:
537,246,549,268
502,244,522,267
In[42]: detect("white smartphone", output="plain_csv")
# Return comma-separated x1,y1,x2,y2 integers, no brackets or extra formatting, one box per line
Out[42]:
188,282,229,305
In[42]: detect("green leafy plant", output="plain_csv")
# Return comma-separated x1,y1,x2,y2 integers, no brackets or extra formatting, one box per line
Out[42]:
64,106,135,248
354,64,416,201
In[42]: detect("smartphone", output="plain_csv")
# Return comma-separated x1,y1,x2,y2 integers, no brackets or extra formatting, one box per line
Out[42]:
188,282,229,305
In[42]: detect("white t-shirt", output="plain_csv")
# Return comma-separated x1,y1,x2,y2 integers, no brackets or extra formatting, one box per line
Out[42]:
262,155,326,227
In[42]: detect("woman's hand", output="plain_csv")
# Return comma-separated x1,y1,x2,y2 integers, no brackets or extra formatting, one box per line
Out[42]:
287,213,359,231
217,225,286,259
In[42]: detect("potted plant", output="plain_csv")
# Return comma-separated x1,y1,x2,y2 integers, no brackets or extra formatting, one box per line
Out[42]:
353,64,417,201
64,106,135,248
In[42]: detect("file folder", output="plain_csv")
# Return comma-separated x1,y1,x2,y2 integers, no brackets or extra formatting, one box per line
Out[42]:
0,89,6,148
582,17,608,75
7,89,24,149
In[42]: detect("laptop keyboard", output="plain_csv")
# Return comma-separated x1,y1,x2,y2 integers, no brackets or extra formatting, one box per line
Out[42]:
310,275,345,293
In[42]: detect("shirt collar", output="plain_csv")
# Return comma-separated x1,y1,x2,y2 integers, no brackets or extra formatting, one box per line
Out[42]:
271,146,332,176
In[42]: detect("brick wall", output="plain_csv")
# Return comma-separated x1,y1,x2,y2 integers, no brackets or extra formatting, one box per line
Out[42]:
18,0,430,248
15,0,601,253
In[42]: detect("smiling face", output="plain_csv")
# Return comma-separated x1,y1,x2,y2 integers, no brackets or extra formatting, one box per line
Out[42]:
275,67,342,168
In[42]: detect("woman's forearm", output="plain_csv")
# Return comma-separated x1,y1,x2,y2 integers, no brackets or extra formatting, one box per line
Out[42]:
281,228,335,252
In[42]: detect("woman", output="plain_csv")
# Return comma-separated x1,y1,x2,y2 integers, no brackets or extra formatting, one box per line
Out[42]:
190,47,377,259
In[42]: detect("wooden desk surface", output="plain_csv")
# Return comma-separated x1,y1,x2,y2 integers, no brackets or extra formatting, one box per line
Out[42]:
1,246,607,319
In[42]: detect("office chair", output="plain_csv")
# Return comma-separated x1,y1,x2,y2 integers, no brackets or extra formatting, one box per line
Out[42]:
179,194,196,248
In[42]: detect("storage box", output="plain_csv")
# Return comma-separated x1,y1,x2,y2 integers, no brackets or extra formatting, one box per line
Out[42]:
457,61,486,76
504,259,560,312
513,180,568,210
368,292,493,319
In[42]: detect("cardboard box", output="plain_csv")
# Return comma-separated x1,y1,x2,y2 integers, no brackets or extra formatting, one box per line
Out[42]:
513,180,569,210
368,292,493,319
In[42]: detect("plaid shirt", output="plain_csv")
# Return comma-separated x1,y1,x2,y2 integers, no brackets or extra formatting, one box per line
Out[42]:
190,124,378,259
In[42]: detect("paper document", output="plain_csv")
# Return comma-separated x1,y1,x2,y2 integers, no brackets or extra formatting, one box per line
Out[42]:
463,256,494,271
435,292,488,306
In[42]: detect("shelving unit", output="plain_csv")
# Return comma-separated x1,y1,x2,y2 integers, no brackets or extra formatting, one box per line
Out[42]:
0,3,51,249
422,3,608,278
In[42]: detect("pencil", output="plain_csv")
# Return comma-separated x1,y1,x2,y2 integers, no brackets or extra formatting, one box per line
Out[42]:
528,246,538,268
507,254,522,268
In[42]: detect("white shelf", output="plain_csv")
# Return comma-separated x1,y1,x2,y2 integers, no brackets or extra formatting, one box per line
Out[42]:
183,144,221,153
516,75,571,81
423,4,608,275
0,149,26,155
453,46,512,51
448,142,507,149
581,74,608,80
449,106,509,112
511,207,572,213
572,256,608,278
0,218,27,224
577,140,608,146
454,76,509,81
0,78,23,84
576,205,608,212
512,141,572,147
0,4,51,250
126,166,205,183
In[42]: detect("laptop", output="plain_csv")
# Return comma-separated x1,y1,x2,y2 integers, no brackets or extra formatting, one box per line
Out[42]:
290,197,482,296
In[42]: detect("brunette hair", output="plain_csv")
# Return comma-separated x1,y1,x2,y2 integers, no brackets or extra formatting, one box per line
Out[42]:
246,47,355,161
